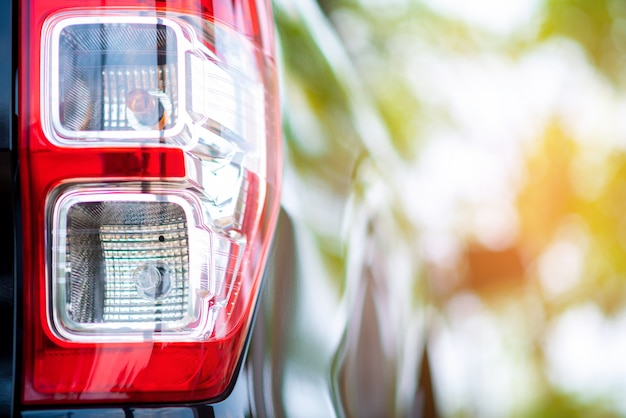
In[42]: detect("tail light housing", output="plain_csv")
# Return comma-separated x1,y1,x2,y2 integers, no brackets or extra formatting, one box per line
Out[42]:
19,0,280,404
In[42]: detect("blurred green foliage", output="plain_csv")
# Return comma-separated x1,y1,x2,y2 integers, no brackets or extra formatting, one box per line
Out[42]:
541,0,626,85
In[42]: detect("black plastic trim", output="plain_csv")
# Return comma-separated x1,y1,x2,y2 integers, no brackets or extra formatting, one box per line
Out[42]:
0,0,16,415
0,0,14,151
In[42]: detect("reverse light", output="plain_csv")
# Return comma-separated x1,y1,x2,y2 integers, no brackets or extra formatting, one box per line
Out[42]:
52,190,201,341
49,19,181,139
20,0,280,405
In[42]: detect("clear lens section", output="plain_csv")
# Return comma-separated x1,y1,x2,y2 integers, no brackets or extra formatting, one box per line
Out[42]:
58,23,178,133
43,13,266,166
44,11,269,343
51,189,224,342
67,202,189,324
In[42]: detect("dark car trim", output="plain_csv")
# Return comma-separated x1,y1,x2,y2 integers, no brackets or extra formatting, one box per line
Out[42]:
0,0,14,152
0,0,16,415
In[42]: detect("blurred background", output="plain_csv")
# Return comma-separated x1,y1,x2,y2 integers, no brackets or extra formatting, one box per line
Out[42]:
272,0,626,416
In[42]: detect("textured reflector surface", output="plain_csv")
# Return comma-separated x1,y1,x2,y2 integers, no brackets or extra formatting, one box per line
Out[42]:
56,22,178,135
65,201,189,326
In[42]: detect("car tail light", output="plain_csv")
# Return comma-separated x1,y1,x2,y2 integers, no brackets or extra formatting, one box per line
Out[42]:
19,0,280,404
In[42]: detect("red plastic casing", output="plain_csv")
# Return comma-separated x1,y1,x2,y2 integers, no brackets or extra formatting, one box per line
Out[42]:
19,0,281,404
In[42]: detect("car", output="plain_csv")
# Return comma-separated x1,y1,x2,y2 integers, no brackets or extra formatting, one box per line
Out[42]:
0,0,432,416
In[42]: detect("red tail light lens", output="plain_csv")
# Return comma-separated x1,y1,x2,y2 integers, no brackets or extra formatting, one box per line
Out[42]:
19,0,280,404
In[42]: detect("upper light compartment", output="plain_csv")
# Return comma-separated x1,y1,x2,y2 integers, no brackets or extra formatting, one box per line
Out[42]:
45,16,186,144
58,22,179,134
42,12,265,156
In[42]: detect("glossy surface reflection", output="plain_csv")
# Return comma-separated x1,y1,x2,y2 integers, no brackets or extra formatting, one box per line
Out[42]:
316,0,626,416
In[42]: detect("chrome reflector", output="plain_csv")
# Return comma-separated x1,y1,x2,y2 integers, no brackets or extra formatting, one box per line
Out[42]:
57,23,178,133
50,189,223,342
65,201,189,324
